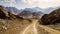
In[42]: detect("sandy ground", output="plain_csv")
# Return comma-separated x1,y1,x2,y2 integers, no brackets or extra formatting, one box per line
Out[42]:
2,19,60,34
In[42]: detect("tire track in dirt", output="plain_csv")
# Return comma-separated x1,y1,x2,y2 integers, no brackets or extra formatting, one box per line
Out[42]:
21,19,60,34
21,20,38,34
38,24,60,34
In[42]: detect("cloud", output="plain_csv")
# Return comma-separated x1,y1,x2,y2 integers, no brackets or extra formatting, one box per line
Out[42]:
3,0,16,7
22,0,60,8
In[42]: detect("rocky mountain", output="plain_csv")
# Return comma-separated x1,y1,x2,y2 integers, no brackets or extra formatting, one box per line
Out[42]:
0,6,9,19
32,12,43,19
18,9,33,19
19,10,32,16
5,7,21,15
43,7,57,14
18,8,44,19
4,6,60,19
32,7,43,11
5,6,60,15
32,12,43,16
22,7,43,12
40,8,60,25
0,5,23,20
0,5,32,34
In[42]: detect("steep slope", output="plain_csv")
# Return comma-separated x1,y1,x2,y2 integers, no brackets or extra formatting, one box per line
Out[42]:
0,6,9,19
0,6,31,34
0,6,23,19
40,8,60,25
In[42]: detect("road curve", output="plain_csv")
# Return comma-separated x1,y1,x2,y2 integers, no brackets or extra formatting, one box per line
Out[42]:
21,20,38,34
3,19,60,34
21,20,60,34
38,24,60,34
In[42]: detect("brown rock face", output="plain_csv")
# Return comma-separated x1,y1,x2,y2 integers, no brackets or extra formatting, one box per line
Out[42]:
40,8,60,25
0,5,23,20
0,6,9,19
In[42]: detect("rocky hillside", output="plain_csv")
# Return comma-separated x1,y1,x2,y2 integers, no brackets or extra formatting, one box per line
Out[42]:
0,6,9,19
18,10,32,19
0,6,31,34
18,9,43,19
39,8,60,25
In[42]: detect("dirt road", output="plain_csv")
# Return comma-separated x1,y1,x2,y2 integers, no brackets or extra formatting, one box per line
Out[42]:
21,20,60,34
4,19,60,34
21,20,38,34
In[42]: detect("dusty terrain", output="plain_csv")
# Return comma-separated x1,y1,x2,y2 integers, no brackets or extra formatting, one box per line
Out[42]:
0,19,60,34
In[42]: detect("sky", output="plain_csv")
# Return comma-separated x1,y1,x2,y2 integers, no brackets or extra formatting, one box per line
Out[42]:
0,0,60,9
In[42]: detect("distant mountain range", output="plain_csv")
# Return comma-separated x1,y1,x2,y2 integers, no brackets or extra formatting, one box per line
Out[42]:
43,7,55,14
18,8,44,19
0,5,23,19
5,6,59,14
5,7,21,15
23,7,43,12
3,6,60,19
4,7,44,19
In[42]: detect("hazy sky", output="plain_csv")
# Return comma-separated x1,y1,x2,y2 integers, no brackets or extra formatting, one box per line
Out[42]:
0,0,60,9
